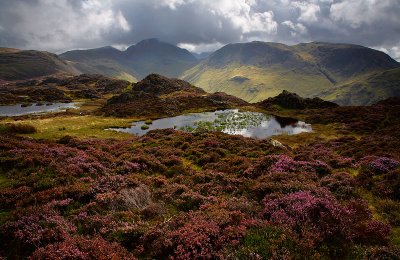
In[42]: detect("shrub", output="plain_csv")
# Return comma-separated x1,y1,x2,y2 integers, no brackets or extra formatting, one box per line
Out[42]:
262,190,348,247
235,226,297,259
374,199,400,225
319,172,357,200
3,123,37,134
1,208,76,253
29,236,134,260
119,185,152,211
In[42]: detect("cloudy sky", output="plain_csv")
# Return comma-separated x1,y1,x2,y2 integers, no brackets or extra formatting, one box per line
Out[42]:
0,0,399,59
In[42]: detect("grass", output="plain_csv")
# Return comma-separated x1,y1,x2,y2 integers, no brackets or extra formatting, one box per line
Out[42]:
0,174,11,189
392,227,400,246
181,63,333,103
1,115,135,140
317,68,400,105
274,123,343,149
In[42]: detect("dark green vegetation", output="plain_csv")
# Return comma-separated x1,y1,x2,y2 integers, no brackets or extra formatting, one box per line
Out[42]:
0,48,79,81
61,39,197,81
101,74,248,117
181,41,400,104
1,92,400,258
0,123,37,134
0,74,131,105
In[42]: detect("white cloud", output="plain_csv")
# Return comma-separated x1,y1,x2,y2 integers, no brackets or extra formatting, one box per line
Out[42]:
291,1,321,23
0,0,131,52
330,0,394,29
159,0,188,10
203,0,278,34
178,41,225,53
282,20,307,37
117,11,131,32
375,44,400,61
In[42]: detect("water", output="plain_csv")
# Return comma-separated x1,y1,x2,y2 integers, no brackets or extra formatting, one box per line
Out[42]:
111,109,312,139
0,103,78,116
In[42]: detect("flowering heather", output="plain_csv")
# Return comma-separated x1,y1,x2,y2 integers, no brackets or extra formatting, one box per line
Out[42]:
1,109,400,260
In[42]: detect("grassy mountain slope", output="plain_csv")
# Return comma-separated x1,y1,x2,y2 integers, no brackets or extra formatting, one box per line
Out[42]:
317,67,400,105
0,48,79,81
181,42,400,103
60,47,137,82
60,39,198,81
124,39,198,79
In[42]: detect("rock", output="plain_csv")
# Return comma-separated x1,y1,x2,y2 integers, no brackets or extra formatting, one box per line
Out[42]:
257,90,339,109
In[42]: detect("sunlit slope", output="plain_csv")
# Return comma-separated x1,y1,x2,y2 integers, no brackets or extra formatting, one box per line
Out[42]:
182,63,333,102
182,42,400,103
318,67,400,105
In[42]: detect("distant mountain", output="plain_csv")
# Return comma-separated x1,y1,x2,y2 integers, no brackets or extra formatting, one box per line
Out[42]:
60,39,198,81
3,40,399,106
181,42,400,103
0,48,79,81
60,46,137,82
124,39,198,79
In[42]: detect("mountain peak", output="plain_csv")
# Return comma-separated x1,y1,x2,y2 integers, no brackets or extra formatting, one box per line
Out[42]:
136,38,160,45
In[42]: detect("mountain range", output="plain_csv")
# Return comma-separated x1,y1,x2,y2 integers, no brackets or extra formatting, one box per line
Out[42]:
1,39,399,105
60,38,197,82
182,41,400,105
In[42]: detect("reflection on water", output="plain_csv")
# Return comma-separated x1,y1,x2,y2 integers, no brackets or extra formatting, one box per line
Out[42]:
111,109,312,139
0,103,78,116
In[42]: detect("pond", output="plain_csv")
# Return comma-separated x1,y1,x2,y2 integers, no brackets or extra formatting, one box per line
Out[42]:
111,109,312,139
0,103,78,117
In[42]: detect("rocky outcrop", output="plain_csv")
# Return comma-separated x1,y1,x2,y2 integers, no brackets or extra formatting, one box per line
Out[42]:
257,90,339,109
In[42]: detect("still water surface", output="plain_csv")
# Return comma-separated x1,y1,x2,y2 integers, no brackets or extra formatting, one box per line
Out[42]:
111,109,312,139
0,103,77,116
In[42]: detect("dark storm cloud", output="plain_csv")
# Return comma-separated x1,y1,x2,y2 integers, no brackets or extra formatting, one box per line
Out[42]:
0,0,399,59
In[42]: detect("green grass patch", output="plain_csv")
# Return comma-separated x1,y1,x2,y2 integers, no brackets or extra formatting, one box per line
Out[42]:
141,125,150,130
1,115,134,140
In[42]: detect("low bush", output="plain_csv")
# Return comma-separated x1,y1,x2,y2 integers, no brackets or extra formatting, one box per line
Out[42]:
1,123,37,134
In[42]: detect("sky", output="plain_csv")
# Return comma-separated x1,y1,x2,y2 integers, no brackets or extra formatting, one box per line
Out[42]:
0,0,399,60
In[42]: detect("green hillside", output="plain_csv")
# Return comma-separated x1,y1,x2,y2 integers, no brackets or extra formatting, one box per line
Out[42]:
0,48,79,80
60,46,137,82
181,42,400,103
318,67,400,105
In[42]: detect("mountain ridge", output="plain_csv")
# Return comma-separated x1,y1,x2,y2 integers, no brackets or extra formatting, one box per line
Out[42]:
181,41,400,104
2,40,400,105
60,39,198,81
0,48,80,81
